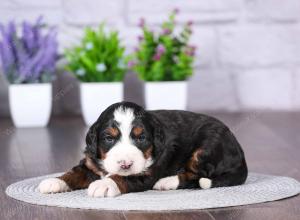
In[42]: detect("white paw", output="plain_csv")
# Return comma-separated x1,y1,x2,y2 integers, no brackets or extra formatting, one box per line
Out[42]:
153,176,179,190
199,178,212,189
38,178,70,194
87,178,121,198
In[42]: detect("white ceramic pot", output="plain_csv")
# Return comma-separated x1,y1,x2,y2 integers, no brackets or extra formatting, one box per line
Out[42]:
80,82,123,126
9,83,52,128
145,81,187,110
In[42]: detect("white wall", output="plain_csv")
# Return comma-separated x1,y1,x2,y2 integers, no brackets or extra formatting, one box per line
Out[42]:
1,0,300,116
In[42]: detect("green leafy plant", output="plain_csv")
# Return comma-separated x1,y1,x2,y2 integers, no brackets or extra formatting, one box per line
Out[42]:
128,9,196,81
65,24,127,82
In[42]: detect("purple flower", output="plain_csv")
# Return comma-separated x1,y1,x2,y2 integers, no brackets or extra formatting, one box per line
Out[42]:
185,45,196,56
162,28,171,35
137,35,144,42
138,18,145,28
156,44,166,55
0,16,58,84
187,20,193,26
189,45,196,50
152,44,166,61
0,24,15,74
173,8,180,14
153,54,161,61
127,60,136,68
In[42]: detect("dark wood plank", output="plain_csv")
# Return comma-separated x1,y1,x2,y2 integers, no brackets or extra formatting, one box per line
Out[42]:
0,112,299,220
123,210,213,220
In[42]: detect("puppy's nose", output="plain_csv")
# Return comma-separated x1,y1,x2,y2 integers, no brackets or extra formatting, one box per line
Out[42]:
118,160,133,170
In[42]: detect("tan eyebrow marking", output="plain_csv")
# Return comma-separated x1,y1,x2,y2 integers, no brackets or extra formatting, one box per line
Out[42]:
106,127,119,137
132,126,143,136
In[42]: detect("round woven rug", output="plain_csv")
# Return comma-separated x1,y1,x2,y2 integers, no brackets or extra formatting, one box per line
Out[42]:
6,172,300,211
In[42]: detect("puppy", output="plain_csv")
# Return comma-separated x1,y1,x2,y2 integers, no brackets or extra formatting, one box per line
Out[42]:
39,102,248,197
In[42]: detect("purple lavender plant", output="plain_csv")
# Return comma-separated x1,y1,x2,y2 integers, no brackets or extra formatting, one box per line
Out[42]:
0,17,58,84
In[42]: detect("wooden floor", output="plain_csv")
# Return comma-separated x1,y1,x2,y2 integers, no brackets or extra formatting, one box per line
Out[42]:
1,112,300,220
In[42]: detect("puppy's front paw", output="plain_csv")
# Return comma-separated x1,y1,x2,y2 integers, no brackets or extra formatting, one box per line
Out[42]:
38,178,70,194
87,178,121,198
153,175,179,190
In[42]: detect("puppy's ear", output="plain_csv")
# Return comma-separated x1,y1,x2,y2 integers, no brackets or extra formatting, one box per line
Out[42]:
149,114,165,158
85,122,99,159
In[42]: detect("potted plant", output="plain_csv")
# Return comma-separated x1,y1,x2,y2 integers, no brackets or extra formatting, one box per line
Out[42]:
128,9,195,110
0,17,58,127
65,24,127,125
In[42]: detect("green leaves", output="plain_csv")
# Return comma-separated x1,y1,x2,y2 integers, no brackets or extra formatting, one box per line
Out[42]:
129,10,195,81
64,24,127,82
64,11,195,82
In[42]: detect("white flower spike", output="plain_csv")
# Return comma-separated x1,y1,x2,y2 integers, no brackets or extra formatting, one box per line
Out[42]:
76,68,86,76
85,42,94,50
96,63,107,72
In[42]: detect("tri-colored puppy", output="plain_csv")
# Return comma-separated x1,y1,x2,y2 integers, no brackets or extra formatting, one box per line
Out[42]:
39,102,248,197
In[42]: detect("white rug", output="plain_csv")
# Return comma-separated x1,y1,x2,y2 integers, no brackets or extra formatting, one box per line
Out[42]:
5,172,300,211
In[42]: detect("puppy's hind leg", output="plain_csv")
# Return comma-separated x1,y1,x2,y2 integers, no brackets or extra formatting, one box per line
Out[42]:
202,165,248,189
153,148,204,191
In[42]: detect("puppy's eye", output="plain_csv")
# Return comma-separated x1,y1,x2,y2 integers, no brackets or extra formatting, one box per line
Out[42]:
136,134,146,142
104,136,114,143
